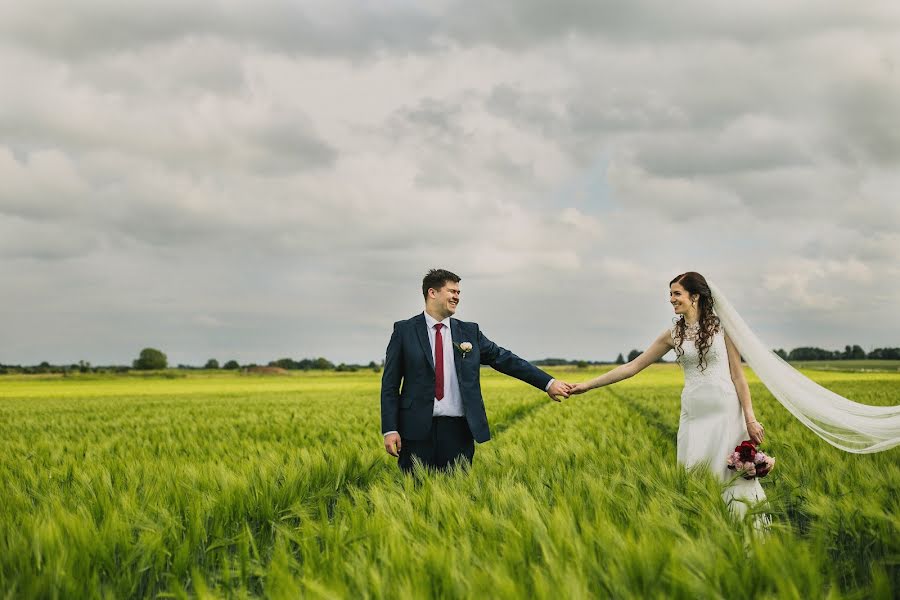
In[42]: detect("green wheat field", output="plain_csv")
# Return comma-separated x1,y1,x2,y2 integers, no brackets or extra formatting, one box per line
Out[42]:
1,365,898,599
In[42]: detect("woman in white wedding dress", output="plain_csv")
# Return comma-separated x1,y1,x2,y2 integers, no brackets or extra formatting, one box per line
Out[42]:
571,272,767,516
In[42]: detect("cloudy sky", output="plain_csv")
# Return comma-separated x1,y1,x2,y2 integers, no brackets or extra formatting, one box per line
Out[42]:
2,1,899,366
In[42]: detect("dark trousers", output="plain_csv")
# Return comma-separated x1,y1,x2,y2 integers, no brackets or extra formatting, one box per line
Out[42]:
398,416,475,473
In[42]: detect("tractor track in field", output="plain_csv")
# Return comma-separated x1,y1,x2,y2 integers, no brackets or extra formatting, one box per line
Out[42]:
490,397,553,437
603,387,679,440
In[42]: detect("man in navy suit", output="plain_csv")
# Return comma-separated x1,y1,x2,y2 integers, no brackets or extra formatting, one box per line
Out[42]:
381,269,572,472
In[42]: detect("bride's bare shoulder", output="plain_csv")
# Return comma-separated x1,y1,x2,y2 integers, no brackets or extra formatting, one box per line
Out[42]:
659,327,677,348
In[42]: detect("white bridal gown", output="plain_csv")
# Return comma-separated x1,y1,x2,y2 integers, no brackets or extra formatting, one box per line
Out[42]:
673,323,766,516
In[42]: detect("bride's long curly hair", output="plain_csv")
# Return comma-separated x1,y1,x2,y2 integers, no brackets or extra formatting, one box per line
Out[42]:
671,272,720,372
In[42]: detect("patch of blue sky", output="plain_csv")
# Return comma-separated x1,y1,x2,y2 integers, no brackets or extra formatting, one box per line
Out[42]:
547,153,614,214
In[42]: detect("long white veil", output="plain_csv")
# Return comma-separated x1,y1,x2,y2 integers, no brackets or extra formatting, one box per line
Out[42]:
708,281,900,453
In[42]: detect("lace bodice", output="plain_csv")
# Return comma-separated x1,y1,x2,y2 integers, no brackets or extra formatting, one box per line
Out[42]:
671,324,732,390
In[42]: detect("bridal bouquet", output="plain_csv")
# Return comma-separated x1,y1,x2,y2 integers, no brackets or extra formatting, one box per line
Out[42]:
726,440,775,480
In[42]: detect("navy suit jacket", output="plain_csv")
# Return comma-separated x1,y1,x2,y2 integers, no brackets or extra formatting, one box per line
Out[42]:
380,313,553,443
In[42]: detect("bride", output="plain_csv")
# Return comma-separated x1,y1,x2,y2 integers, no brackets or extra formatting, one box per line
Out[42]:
570,271,900,516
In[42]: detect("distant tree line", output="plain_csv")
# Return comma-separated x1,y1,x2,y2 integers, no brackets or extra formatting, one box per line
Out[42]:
616,345,900,363
532,358,608,368
613,346,900,364
3,344,898,376
0,348,383,375
265,357,381,372
534,353,668,368
774,345,900,361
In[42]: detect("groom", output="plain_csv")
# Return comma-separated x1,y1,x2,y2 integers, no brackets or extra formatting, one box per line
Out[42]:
381,269,572,472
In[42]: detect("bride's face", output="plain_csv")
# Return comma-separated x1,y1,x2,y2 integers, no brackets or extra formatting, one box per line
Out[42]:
669,283,698,315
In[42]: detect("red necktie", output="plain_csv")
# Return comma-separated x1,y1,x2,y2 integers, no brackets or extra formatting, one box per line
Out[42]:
433,323,444,400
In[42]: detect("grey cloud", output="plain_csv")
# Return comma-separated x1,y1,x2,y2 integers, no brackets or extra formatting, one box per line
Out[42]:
244,116,337,174
0,98,336,179
479,36,899,224
0,1,438,60
76,38,250,96
482,154,537,184
0,217,100,260
630,130,813,178
441,1,900,48
4,1,900,64
387,94,554,194
829,76,900,165
393,98,467,145
0,148,92,221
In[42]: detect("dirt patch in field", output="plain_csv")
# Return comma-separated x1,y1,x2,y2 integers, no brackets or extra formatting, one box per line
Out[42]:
242,366,289,375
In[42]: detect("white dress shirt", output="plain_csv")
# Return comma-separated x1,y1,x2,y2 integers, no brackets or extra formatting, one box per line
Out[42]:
423,311,465,417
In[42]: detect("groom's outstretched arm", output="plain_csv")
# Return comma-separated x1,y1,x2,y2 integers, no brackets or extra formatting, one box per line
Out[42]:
478,327,564,396
380,323,403,438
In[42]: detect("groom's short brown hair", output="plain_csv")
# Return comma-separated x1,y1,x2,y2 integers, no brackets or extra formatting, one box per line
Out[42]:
422,269,461,299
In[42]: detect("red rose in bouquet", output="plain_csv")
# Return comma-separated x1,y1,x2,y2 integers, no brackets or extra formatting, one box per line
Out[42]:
736,440,756,462
726,440,776,480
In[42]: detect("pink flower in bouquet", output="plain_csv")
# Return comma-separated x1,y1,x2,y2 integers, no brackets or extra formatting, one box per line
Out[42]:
755,456,775,478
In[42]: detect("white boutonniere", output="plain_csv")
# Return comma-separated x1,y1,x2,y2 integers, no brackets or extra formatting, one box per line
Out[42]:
455,342,473,358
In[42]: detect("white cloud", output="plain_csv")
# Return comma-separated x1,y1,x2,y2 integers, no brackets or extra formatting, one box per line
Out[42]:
763,258,874,310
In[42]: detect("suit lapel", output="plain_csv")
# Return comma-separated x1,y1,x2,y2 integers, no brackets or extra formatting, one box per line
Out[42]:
450,318,464,382
414,313,435,372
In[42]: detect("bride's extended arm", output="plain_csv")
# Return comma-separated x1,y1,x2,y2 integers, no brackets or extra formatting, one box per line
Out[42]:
570,329,674,394
724,333,764,444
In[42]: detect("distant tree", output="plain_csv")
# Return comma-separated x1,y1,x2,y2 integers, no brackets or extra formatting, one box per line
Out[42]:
223,360,240,370
311,357,335,370
576,360,588,369
368,360,382,373
774,349,788,360
335,363,358,372
133,348,167,370
533,358,569,366
627,349,641,362
615,353,625,364
204,359,220,369
270,358,298,370
868,347,900,360
788,347,841,361
850,345,866,360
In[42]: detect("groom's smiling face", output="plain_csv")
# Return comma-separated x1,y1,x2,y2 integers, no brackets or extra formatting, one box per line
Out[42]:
429,281,460,318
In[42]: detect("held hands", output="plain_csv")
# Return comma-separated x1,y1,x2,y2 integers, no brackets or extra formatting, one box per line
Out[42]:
547,380,573,402
568,382,589,395
384,432,402,457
